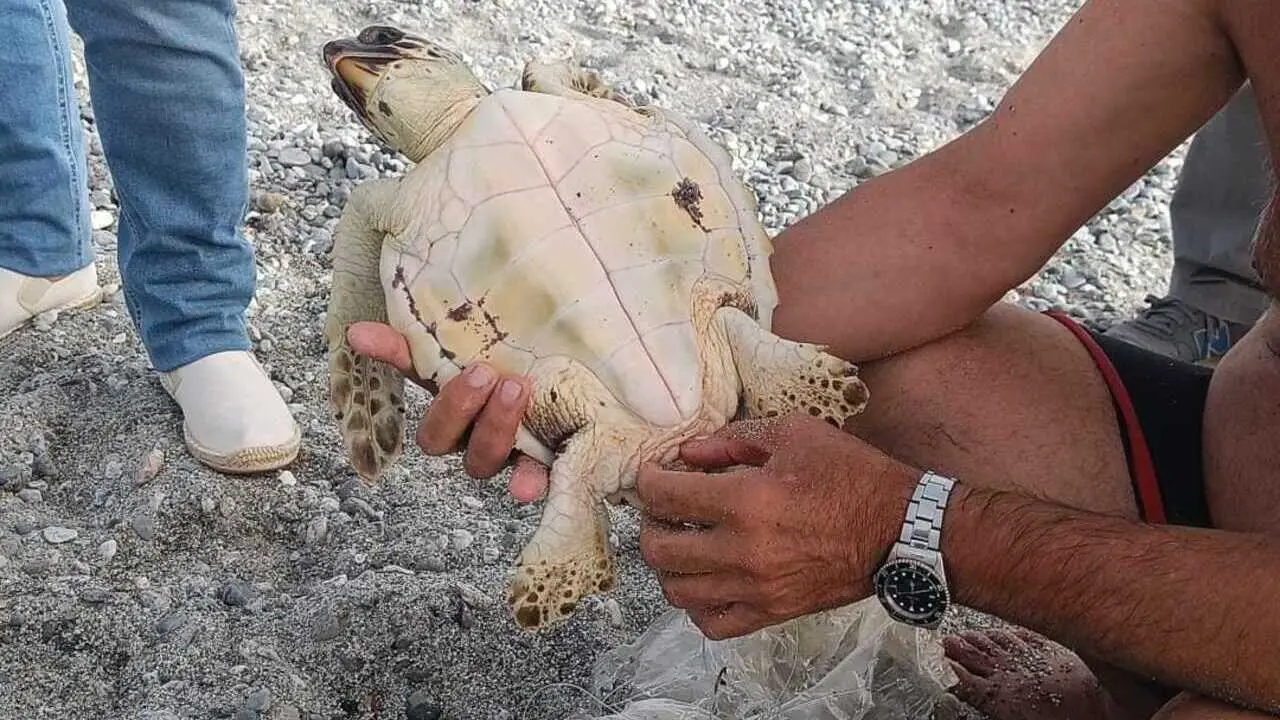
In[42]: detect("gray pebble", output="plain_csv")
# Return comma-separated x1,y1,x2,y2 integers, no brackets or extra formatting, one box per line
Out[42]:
130,514,155,541
312,608,343,641
42,526,78,544
414,554,446,573
277,147,312,167
449,529,474,550
17,488,42,504
220,579,257,607
244,688,273,712
406,690,443,720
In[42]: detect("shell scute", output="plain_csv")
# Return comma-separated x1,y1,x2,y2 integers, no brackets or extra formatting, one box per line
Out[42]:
393,90,758,426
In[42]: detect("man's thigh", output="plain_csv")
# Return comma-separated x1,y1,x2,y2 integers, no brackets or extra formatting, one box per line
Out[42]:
1203,302,1280,534
1154,692,1278,719
847,301,1140,519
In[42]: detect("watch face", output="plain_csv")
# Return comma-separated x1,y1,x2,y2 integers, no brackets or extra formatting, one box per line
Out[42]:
875,558,949,626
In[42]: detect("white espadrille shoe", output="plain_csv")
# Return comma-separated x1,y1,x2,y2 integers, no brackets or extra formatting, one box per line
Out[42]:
0,264,103,341
160,350,301,474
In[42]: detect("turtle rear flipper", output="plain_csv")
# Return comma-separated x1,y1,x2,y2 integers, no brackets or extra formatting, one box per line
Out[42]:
506,356,645,630
326,179,409,482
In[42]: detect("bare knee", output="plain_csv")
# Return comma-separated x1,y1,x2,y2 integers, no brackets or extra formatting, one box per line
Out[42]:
1154,692,1279,719
847,302,1137,517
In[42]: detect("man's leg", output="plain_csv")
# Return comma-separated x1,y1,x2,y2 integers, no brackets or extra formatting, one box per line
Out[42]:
63,0,299,473
844,302,1247,719
0,0,101,339
1153,692,1276,720
1105,84,1272,365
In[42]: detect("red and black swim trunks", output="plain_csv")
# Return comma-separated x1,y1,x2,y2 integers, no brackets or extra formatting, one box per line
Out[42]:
1045,310,1216,528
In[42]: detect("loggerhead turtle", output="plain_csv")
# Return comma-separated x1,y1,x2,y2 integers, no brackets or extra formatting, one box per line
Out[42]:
321,25,871,631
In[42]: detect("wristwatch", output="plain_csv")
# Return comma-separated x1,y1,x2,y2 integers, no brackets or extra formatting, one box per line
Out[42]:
873,470,955,629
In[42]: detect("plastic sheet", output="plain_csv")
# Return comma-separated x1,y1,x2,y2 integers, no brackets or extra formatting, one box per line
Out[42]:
584,598,966,720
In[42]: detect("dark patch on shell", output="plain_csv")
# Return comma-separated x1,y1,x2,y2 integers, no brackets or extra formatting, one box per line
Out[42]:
446,301,473,322
671,177,709,232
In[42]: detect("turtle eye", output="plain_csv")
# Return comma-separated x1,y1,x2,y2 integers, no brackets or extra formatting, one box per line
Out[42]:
358,26,404,46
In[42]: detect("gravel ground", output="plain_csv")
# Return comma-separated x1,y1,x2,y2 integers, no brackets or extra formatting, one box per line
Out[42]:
1,0,1187,718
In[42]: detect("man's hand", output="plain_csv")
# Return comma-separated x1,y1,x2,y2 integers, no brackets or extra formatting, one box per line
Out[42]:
345,321,550,501
636,413,919,640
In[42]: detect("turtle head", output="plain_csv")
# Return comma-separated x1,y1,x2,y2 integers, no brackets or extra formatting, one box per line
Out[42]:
322,25,487,162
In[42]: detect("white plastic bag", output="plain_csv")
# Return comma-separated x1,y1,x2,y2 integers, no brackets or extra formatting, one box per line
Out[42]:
585,598,965,720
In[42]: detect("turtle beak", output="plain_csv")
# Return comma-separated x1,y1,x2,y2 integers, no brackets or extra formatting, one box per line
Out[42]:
321,26,416,118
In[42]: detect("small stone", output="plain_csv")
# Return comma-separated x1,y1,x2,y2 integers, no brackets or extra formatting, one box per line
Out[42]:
460,496,484,510
252,190,288,214
269,706,300,720
791,158,813,183
17,489,43,504
90,210,115,230
220,579,257,607
405,689,443,720
268,706,300,720
244,688,273,712
136,448,164,483
414,554,445,572
304,516,328,546
455,582,489,607
42,526,78,544
277,147,312,167
278,470,297,487
449,529,474,550
603,597,625,628
456,604,475,629
98,539,118,561
130,514,155,541
156,613,189,637
312,608,343,641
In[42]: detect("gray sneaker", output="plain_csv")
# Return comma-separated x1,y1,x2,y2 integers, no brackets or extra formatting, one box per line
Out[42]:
1103,294,1252,366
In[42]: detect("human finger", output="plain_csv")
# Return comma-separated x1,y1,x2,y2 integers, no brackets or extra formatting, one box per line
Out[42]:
462,376,533,479
678,432,772,470
655,570,750,611
416,363,500,456
638,513,726,576
634,462,739,526
688,603,773,641
508,454,550,503
346,321,425,385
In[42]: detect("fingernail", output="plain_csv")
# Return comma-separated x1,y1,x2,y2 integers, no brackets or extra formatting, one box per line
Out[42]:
498,379,523,404
464,364,495,388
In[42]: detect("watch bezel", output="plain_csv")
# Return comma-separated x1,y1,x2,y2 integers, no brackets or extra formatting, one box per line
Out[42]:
873,554,950,628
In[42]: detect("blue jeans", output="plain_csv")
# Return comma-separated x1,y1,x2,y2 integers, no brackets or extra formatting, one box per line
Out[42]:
0,0,254,372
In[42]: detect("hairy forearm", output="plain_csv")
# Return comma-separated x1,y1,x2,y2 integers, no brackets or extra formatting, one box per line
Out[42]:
768,0,1243,362
942,482,1280,712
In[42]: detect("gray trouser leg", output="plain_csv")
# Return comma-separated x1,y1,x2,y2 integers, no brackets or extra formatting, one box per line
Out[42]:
1167,83,1273,326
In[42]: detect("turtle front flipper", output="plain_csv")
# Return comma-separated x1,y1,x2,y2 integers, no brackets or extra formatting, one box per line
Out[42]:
520,58,634,107
715,305,871,428
326,178,409,482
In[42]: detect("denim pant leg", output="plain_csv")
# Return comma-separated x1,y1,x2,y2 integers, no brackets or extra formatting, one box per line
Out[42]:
64,0,254,372
1167,83,1273,326
0,0,93,277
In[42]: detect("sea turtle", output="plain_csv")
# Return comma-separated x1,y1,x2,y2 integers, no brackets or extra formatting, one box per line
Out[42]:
320,25,871,631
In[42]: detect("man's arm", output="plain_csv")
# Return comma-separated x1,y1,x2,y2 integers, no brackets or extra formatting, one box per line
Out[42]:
769,0,1244,361
942,481,1280,713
